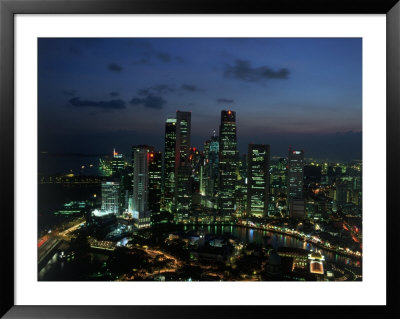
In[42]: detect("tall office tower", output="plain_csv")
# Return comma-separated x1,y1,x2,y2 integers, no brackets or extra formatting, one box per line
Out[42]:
131,145,154,200
201,140,211,197
175,165,192,221
132,146,152,228
101,181,120,214
218,110,237,220
174,111,192,222
175,111,191,170
247,144,270,217
204,134,219,201
334,181,349,208
287,148,305,218
119,166,133,214
163,118,177,210
148,151,162,215
111,149,125,175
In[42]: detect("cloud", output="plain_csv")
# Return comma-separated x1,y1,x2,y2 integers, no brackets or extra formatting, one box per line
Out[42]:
108,63,123,72
130,94,166,109
68,97,126,109
131,40,184,65
217,98,234,104
156,53,171,62
181,84,202,92
138,84,176,96
110,92,119,97
224,59,290,82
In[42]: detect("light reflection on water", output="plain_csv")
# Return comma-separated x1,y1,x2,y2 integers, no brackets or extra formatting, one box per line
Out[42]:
190,225,359,267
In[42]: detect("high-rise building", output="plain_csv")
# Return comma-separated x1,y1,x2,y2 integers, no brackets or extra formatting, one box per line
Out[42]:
119,166,133,214
175,164,192,221
131,145,154,198
132,146,152,228
111,149,125,175
175,111,191,171
247,144,270,217
287,148,305,218
101,181,120,214
148,151,162,215
174,111,192,222
218,110,237,220
163,118,177,210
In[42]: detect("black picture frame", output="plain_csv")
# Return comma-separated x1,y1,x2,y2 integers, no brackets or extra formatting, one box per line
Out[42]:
1,0,399,318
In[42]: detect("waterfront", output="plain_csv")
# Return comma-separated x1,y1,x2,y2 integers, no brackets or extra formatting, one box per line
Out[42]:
184,225,360,267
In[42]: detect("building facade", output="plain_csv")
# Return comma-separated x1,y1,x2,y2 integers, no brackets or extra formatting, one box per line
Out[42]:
247,144,270,217
148,151,162,215
101,181,120,215
218,110,237,220
163,118,176,210
174,111,192,222
132,146,152,228
287,148,305,218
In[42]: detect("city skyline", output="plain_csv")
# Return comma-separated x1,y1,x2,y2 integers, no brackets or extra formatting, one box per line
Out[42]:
38,38,362,162
38,38,363,283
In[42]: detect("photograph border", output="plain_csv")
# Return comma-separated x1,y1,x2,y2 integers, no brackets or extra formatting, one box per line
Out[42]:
1,0,399,318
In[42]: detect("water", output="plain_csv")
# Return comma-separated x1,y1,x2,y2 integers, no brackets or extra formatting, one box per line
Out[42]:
38,183,100,233
185,224,360,267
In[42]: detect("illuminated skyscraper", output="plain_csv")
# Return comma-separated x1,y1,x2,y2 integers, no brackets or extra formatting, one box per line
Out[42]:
175,165,192,221
287,148,305,218
101,181,119,214
131,145,154,197
204,134,219,201
175,111,191,170
175,111,192,221
247,144,270,217
163,118,176,210
111,149,125,175
132,146,152,228
218,110,237,220
148,151,162,215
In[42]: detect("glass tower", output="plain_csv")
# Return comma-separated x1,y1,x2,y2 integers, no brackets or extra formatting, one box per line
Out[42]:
132,146,151,228
101,181,119,214
148,151,162,215
287,148,305,218
175,111,192,222
163,118,177,210
218,110,237,220
247,144,270,217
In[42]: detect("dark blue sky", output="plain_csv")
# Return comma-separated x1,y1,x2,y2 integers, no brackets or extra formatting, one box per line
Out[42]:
38,38,362,161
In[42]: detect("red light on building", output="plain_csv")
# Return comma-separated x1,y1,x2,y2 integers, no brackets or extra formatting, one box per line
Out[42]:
228,110,232,115
150,153,154,158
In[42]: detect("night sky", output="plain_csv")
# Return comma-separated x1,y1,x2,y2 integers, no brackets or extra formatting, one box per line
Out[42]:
38,38,362,163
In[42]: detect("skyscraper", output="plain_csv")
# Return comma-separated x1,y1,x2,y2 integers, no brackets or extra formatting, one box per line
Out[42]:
287,148,305,218
132,146,152,228
175,111,192,222
218,110,237,220
148,151,162,215
175,111,191,168
163,118,177,210
101,181,120,214
247,144,270,217
203,134,219,202
132,145,154,199
111,149,125,175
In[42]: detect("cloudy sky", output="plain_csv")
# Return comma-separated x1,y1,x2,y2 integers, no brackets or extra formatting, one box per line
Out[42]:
38,38,362,162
